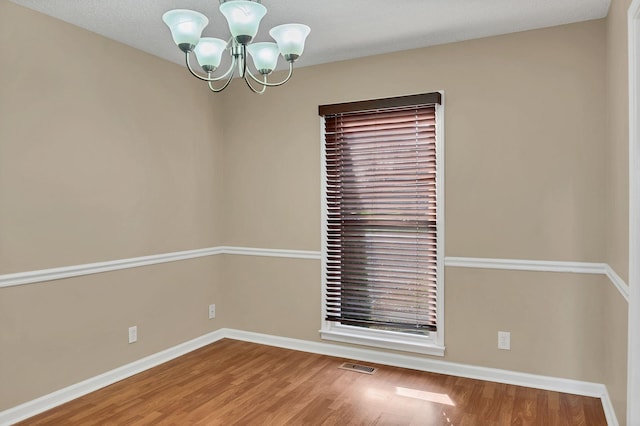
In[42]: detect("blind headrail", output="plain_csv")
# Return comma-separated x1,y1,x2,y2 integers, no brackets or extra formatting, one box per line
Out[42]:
318,92,441,116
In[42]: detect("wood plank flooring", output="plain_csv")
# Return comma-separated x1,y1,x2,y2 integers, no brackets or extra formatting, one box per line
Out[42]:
18,339,607,425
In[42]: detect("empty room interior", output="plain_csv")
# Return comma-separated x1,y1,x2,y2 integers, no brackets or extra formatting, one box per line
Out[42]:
0,0,637,424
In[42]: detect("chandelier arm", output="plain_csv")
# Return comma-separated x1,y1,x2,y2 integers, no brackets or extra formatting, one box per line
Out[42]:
243,73,267,94
239,44,247,78
212,55,237,81
245,62,294,87
208,71,235,92
185,51,237,82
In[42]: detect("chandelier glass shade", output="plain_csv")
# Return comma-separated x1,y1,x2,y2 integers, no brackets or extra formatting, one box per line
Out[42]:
162,1,310,94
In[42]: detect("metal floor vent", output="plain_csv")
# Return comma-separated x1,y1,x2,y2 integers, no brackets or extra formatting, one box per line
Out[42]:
339,362,376,374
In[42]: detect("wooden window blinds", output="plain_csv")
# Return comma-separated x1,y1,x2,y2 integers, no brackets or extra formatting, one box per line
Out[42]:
319,92,441,335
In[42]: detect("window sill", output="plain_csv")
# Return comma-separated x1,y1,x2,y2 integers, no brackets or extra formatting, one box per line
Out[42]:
320,326,445,357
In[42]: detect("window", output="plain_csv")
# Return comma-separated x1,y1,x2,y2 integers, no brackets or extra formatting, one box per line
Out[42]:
319,93,444,356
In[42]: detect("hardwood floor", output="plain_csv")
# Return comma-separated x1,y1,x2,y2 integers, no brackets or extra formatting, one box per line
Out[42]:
18,339,607,425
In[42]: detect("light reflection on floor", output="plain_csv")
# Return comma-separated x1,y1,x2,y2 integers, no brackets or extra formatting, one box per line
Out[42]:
395,386,456,406
358,383,457,424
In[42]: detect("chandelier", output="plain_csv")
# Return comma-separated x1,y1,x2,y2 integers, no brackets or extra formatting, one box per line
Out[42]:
162,0,310,94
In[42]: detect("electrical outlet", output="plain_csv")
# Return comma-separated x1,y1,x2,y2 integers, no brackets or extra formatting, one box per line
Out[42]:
128,326,137,344
498,331,510,350
208,304,216,319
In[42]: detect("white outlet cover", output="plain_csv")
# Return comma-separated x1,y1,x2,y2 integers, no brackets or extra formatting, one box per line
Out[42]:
208,304,216,319
498,331,510,350
128,326,137,344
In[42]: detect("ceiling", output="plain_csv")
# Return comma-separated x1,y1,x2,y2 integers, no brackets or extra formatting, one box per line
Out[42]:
10,0,611,70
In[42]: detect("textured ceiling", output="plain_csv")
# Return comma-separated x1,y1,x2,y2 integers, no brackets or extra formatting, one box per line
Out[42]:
10,0,610,70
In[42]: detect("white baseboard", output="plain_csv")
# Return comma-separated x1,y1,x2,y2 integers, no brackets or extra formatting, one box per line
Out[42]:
600,386,619,426
225,329,619,425
0,328,618,426
225,329,607,395
0,329,227,426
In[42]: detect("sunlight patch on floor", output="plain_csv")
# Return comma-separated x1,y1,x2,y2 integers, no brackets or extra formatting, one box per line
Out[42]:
395,386,456,406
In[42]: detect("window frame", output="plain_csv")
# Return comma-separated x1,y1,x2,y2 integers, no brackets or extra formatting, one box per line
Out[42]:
319,92,445,356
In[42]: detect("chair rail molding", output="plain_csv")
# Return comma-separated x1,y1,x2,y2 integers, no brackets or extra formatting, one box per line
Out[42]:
445,257,628,302
0,250,629,304
0,246,319,289
0,247,224,289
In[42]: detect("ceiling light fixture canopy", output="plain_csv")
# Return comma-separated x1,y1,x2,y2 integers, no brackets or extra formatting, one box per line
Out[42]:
162,0,310,94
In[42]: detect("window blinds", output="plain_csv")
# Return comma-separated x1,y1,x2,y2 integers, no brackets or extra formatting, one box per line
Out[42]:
320,93,440,334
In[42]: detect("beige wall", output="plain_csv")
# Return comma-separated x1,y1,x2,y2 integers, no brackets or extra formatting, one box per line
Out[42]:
221,21,608,262
0,256,226,409
0,0,226,410
604,0,633,421
602,280,629,423
606,0,632,281
219,17,609,370
0,0,631,423
218,18,630,419
0,2,225,273
223,254,607,382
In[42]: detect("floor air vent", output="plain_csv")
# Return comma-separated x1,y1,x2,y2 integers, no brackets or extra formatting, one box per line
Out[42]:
339,362,376,374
